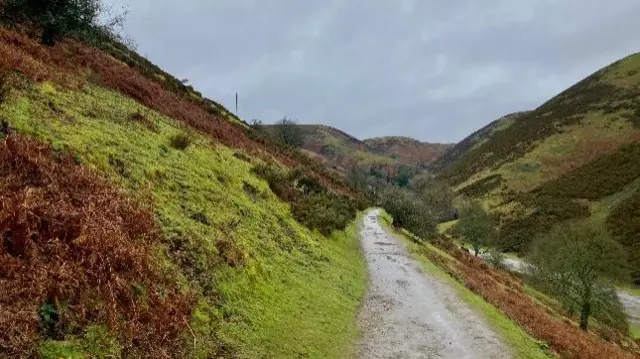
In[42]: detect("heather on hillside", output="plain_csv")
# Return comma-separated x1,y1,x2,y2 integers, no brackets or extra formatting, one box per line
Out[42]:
438,54,640,186
607,189,640,284
497,195,590,253
497,143,640,253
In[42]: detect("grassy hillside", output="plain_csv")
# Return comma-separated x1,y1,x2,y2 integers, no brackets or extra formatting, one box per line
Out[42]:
439,53,640,187
434,53,640,283
0,27,367,357
429,111,530,173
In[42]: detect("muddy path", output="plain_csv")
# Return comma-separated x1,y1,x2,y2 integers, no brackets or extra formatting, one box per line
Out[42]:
356,209,511,359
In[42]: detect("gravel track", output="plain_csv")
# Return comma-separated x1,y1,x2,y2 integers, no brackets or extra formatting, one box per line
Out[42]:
356,209,511,359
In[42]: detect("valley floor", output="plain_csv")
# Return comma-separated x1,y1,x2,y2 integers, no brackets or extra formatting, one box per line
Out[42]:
356,210,511,358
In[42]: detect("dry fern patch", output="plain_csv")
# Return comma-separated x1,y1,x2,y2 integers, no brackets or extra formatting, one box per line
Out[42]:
0,135,194,358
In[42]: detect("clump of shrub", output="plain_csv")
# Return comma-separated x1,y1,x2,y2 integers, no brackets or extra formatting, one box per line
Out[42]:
409,175,456,222
251,164,297,201
273,117,304,148
215,238,246,268
0,118,10,139
252,163,358,235
166,233,218,297
379,186,437,240
291,194,357,236
169,132,192,150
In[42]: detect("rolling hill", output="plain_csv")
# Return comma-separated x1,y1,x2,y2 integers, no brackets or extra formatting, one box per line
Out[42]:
433,52,640,282
429,111,530,173
363,136,453,167
266,124,452,175
297,125,393,173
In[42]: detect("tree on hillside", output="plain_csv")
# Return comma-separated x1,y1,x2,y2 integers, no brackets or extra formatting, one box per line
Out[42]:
393,164,419,187
528,221,629,331
410,175,455,222
0,0,125,46
455,201,496,256
250,119,263,128
273,117,304,147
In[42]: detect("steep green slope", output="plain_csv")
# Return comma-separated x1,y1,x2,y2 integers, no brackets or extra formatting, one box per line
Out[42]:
439,53,640,188
0,35,367,357
429,111,530,173
434,53,640,282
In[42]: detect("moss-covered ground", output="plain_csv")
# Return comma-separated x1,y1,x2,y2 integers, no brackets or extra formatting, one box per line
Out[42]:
2,80,368,357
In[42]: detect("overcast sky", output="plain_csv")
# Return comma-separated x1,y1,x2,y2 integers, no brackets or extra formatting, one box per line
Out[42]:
107,0,640,143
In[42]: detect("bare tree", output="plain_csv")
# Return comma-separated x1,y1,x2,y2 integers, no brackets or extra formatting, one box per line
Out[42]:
528,221,629,331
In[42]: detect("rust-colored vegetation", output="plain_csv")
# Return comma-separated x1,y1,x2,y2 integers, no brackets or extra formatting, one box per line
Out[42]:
423,245,639,359
0,135,194,357
0,27,352,196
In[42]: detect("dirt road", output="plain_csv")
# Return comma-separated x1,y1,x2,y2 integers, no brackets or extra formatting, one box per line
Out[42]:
356,209,511,358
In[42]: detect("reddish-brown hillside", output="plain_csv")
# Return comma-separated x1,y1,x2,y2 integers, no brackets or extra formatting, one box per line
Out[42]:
363,136,453,167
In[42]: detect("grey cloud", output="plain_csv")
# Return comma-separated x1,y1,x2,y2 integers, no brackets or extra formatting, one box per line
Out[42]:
108,0,640,142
